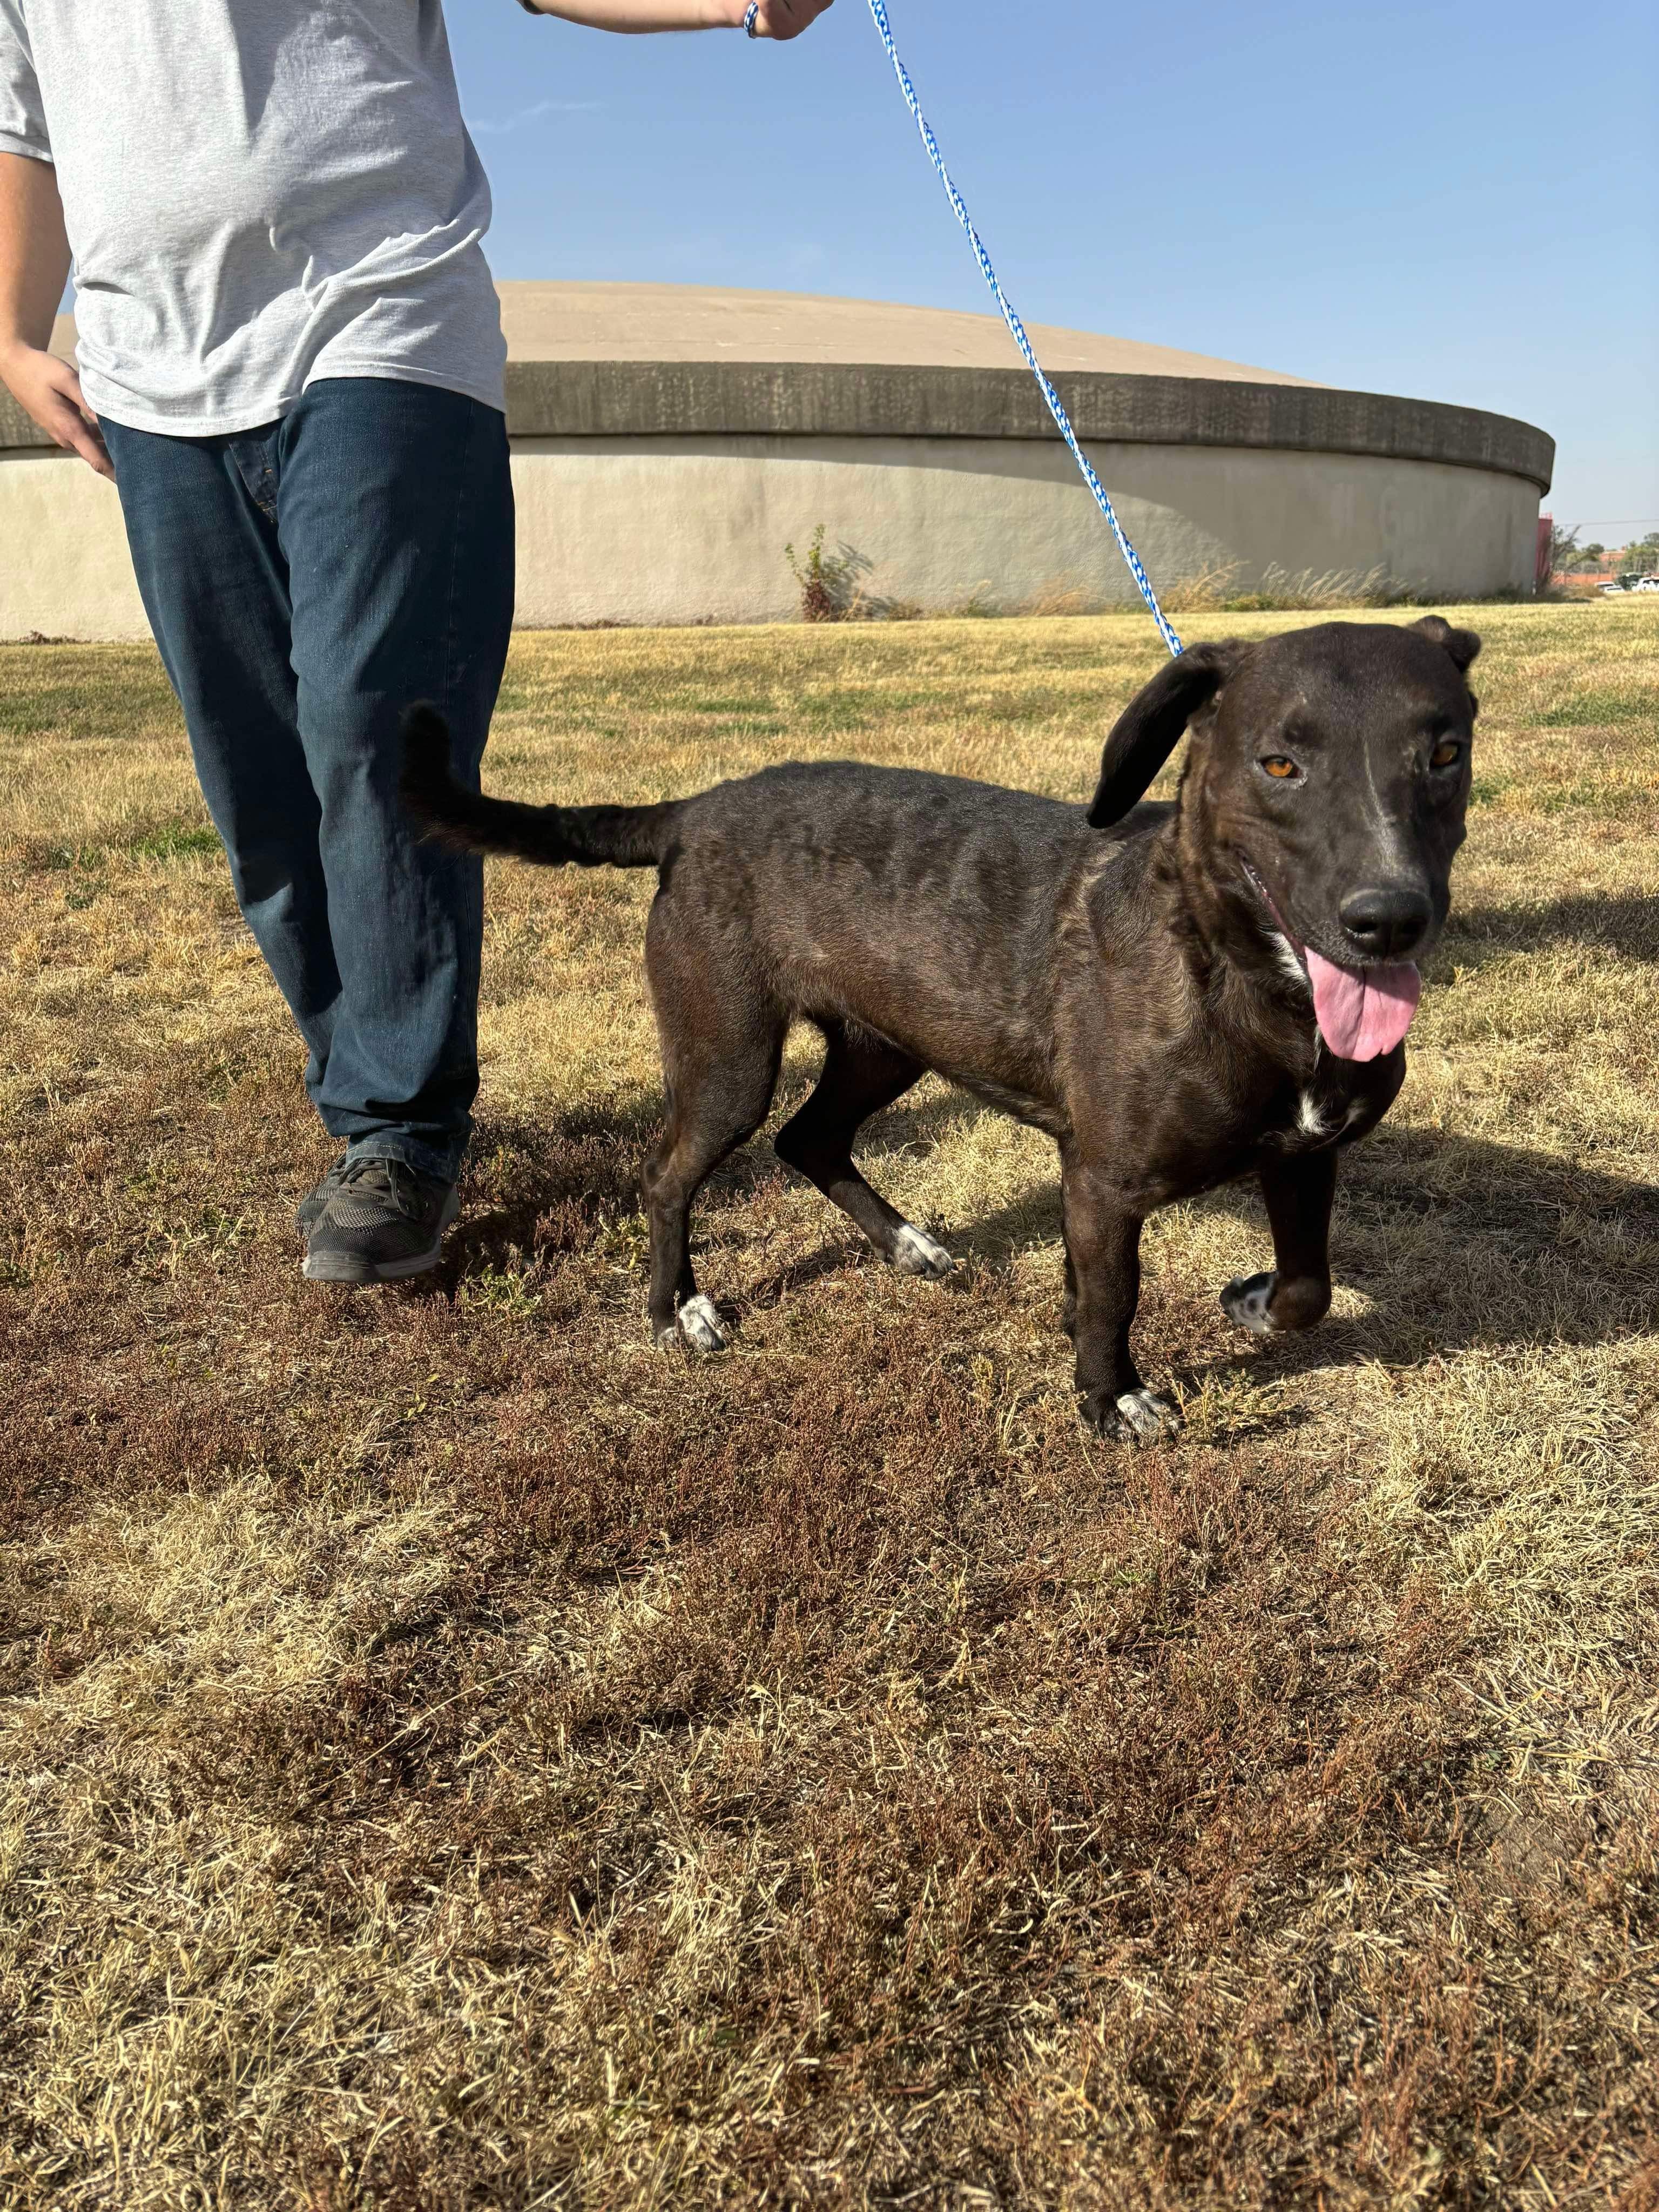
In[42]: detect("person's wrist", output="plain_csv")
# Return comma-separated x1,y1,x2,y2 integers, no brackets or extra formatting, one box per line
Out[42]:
0,334,41,387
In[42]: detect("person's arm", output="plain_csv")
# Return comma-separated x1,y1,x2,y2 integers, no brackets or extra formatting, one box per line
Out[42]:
0,151,109,477
520,0,832,37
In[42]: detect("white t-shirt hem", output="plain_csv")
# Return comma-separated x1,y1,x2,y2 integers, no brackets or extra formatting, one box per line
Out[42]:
89,360,507,442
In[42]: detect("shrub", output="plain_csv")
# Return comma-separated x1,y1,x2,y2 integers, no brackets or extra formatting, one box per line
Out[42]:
785,526,871,623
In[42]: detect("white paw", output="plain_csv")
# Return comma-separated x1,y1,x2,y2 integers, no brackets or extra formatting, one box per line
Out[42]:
1112,1388,1182,1443
891,1223,956,1280
1221,1272,1276,1335
675,1294,727,1354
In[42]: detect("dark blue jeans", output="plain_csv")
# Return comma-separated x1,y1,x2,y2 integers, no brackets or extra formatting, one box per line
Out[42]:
104,377,515,1185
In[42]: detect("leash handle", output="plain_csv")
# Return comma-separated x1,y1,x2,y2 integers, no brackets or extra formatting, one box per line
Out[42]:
865,0,1183,657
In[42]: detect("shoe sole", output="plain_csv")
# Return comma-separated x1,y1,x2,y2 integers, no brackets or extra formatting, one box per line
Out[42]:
301,1190,460,1284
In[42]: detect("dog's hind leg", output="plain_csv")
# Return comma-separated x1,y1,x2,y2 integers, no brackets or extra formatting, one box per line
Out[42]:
774,1022,953,1279
642,1031,784,1351
643,925,786,1354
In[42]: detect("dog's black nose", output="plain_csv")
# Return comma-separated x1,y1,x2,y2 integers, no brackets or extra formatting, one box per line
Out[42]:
1339,885,1433,960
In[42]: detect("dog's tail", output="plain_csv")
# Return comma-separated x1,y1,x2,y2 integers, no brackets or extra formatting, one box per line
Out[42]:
400,703,676,869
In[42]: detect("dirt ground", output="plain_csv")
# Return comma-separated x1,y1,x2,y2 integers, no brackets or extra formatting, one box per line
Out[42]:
2,602,1656,2208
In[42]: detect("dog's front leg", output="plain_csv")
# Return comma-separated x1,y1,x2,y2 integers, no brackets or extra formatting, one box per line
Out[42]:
1222,1149,1337,1335
1061,1152,1179,1442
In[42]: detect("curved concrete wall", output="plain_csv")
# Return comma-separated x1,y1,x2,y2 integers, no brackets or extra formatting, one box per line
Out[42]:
0,361,1552,640
510,434,1542,629
1,453,150,639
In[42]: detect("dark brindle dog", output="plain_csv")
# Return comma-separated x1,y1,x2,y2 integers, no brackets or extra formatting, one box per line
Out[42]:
402,616,1479,1440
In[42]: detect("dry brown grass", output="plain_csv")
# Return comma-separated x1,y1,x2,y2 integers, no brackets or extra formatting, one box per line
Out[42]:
2,601,1656,2210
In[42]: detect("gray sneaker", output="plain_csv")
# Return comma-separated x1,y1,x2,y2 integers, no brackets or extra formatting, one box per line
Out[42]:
301,1158,460,1284
295,1154,350,1238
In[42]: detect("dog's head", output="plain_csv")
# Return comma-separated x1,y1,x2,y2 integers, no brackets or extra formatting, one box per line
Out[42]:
1088,617,1480,1061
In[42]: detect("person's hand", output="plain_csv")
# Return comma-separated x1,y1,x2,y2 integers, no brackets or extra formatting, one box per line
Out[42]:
747,0,833,38
0,341,112,477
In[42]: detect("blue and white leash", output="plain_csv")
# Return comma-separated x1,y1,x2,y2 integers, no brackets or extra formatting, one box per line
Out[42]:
862,0,1184,658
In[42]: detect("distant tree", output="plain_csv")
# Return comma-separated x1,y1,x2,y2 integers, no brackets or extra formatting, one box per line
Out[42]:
1548,522,1581,574
1582,542,1605,561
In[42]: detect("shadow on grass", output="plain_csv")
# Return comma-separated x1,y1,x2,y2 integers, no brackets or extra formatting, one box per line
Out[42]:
1439,889,1659,967
442,1077,1659,1375
448,1075,987,1255
954,1120,1659,1369
1183,1124,1659,1392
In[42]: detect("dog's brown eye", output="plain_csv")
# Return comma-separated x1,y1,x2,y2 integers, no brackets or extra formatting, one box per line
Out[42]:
1260,756,1299,779
1430,738,1462,770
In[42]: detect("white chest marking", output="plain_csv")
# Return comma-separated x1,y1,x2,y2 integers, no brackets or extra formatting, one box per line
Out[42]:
1296,1091,1371,1144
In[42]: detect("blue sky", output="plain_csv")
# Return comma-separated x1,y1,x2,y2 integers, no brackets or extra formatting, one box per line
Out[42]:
452,0,1657,541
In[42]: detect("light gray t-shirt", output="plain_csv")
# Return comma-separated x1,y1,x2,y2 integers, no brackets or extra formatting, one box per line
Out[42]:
0,2,509,435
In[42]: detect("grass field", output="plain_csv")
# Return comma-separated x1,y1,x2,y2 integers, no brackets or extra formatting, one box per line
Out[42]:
2,602,1657,2209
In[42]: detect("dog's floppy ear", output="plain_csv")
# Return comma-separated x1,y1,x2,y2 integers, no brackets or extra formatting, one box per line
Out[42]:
1409,613,1482,676
1088,640,1243,827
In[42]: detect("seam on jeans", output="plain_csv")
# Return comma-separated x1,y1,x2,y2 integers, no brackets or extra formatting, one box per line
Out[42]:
228,430,281,522
440,403,475,727
435,405,481,1180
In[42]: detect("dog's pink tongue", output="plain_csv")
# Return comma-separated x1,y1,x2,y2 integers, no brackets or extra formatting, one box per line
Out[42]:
1304,949,1421,1060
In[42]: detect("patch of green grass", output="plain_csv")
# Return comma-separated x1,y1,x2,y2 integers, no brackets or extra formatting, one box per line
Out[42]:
126,821,221,862
0,644,179,740
1469,771,1654,819
697,716,789,738
1536,688,1658,728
